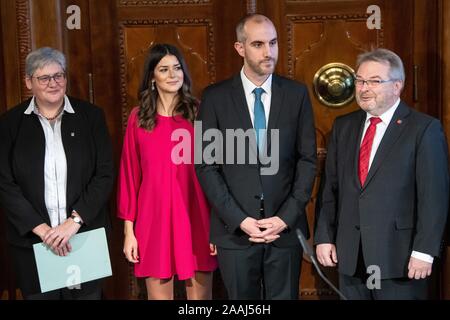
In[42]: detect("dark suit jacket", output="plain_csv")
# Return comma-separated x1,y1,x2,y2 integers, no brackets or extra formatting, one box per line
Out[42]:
195,74,317,249
314,101,449,279
0,97,114,249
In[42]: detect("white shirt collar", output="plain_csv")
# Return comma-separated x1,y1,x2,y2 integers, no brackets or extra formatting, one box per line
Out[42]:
240,68,272,97
364,98,401,126
24,95,75,115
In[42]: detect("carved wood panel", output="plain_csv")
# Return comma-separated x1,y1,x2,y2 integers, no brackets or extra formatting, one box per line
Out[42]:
117,0,211,6
288,14,380,157
118,19,215,128
15,0,32,100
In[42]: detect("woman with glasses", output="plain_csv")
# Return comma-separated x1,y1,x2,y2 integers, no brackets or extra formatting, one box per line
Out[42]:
0,47,114,299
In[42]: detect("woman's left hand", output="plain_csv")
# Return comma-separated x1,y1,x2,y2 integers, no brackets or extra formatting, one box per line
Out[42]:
43,219,81,256
209,243,217,256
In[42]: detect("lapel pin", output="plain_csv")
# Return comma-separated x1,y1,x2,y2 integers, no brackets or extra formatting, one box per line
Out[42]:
396,119,402,125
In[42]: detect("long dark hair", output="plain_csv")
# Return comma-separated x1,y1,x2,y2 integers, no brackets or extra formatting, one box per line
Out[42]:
137,44,198,131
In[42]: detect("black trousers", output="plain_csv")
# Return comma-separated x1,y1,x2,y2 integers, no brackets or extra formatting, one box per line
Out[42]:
217,243,302,300
10,244,103,300
339,243,429,300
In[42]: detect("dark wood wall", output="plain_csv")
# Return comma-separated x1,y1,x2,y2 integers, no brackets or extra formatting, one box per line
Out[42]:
0,0,13,300
440,0,450,300
0,0,449,300
0,2,5,113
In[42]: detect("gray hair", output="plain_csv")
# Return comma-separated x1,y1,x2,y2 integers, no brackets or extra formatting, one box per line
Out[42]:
236,14,273,42
25,47,66,76
356,48,405,82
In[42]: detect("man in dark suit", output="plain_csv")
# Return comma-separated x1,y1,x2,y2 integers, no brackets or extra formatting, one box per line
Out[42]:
195,14,317,299
314,48,449,299
0,47,114,299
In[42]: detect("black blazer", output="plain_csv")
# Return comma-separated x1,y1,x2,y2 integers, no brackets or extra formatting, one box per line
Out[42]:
0,97,114,248
195,74,317,249
314,101,449,279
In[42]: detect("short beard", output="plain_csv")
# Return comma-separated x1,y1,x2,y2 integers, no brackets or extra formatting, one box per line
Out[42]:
248,58,276,76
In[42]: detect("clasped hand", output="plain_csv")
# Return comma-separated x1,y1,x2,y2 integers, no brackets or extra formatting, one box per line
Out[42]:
240,217,287,244
33,219,81,257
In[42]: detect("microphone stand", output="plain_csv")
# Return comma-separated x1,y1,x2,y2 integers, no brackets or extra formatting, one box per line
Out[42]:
296,229,347,300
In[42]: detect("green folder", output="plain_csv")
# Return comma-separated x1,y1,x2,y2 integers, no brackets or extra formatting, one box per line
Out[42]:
33,227,112,293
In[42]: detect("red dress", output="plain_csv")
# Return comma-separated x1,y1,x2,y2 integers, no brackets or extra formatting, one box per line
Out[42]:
117,108,217,280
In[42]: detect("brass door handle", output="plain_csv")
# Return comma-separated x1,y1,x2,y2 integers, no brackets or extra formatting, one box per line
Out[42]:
313,63,355,108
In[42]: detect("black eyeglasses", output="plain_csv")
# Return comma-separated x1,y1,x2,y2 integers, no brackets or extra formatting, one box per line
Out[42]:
354,78,395,88
32,72,66,86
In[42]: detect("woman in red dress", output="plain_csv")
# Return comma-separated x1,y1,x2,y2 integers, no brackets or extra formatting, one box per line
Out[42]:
117,44,217,300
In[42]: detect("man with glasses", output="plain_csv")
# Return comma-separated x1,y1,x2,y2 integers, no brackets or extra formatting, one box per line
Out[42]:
314,48,449,299
0,47,114,299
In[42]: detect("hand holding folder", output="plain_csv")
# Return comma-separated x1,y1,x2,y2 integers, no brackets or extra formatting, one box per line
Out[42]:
33,227,112,293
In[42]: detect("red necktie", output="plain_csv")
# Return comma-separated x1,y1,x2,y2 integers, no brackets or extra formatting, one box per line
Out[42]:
358,117,382,186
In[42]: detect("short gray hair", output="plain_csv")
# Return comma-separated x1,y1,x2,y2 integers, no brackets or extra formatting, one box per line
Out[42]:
236,14,273,42
356,48,405,82
25,47,66,76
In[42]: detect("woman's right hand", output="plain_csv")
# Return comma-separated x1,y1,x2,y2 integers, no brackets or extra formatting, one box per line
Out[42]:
209,243,217,256
123,233,139,263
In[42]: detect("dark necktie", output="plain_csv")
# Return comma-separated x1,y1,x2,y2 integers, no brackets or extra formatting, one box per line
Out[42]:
358,117,382,186
253,87,266,151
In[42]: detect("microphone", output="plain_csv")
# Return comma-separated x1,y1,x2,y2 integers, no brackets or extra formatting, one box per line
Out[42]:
295,228,347,300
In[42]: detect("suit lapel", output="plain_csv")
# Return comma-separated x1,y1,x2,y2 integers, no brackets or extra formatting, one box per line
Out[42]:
231,75,253,131
266,75,283,152
61,107,80,208
352,110,367,188
230,74,258,157
362,102,410,189
23,114,47,217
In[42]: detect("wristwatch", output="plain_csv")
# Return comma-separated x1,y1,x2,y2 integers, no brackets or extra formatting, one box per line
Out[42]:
70,213,83,225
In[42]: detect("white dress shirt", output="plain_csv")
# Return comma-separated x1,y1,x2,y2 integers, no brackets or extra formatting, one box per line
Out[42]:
361,98,433,264
24,95,75,227
240,68,272,128
240,68,272,200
